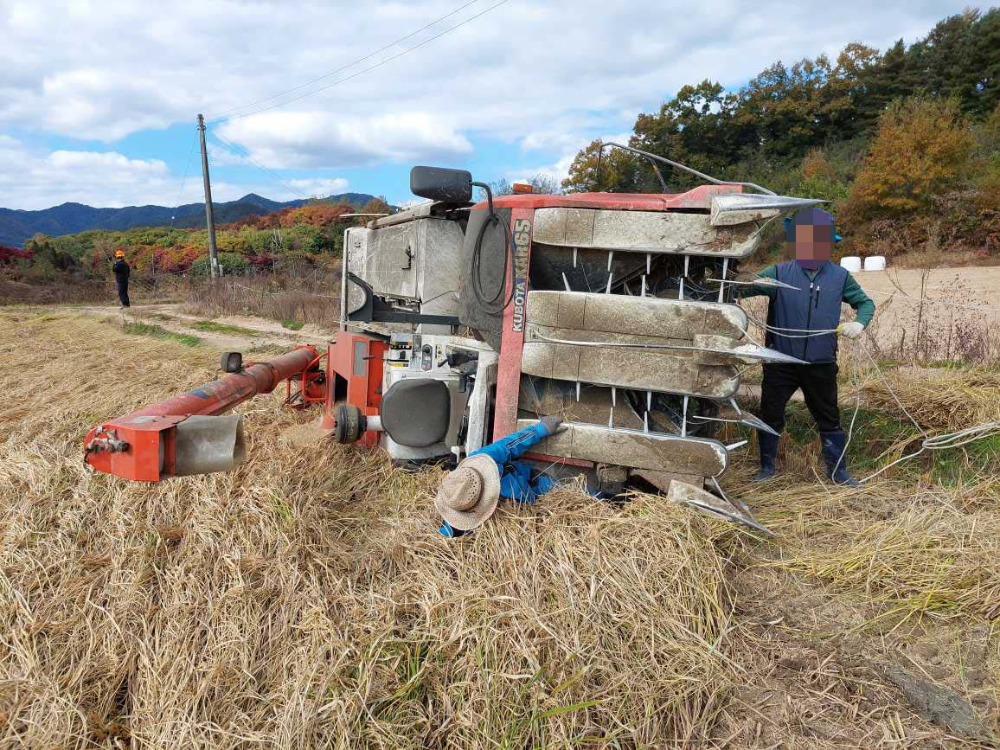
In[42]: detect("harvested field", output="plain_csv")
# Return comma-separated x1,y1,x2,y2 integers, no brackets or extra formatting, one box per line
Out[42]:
1,310,999,748
845,267,1000,363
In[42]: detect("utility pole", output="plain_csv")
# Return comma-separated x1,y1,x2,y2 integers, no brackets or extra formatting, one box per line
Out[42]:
197,114,220,279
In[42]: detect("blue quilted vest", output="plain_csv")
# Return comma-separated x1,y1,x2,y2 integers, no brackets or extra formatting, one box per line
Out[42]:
765,260,848,364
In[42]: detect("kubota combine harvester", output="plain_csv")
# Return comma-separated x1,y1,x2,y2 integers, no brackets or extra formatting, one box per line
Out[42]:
85,146,821,531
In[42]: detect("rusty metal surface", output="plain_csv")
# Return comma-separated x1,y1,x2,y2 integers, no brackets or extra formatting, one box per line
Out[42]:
519,420,728,476
532,207,761,258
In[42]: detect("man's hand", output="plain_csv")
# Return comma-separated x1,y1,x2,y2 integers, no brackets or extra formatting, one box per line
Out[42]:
540,415,566,435
838,321,864,339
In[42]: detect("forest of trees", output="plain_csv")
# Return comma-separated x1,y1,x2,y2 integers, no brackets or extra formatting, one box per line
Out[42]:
7,197,391,282
564,8,999,259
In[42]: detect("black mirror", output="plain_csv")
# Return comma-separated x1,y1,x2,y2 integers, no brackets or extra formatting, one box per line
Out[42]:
410,166,473,203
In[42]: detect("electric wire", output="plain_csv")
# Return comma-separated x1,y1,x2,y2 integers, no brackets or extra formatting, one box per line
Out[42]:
169,130,200,223
209,0,512,123
209,0,483,121
210,130,311,200
471,212,514,315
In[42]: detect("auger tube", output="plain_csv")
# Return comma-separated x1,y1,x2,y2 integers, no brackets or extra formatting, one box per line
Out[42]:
84,346,320,481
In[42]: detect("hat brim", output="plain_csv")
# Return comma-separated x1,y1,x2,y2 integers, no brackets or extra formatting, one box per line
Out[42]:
434,453,502,531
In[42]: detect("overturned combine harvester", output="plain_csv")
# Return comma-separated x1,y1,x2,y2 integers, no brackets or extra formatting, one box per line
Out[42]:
85,149,820,532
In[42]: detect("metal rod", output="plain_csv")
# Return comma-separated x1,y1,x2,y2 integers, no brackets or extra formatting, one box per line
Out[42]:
718,258,729,303
562,272,572,292
573,247,578,268
681,396,688,437
600,141,776,195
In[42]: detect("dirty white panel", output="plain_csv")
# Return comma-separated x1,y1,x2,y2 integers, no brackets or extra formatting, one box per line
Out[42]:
533,207,760,258
517,419,728,476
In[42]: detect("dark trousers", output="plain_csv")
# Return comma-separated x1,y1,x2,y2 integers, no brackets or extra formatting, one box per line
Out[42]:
760,362,841,434
116,281,130,307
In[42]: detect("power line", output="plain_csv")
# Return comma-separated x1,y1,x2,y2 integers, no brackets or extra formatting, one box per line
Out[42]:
210,0,511,123
210,129,312,200
170,129,199,214
209,0,483,121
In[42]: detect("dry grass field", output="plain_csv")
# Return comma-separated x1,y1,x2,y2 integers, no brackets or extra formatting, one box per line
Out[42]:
1,309,999,748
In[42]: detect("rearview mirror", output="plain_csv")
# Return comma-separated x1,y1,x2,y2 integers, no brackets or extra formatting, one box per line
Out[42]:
410,166,473,203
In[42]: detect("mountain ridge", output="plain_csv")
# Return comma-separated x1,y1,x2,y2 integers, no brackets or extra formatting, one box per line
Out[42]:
0,192,379,247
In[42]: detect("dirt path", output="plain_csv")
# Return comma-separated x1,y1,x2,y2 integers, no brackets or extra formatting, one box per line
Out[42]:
75,303,337,351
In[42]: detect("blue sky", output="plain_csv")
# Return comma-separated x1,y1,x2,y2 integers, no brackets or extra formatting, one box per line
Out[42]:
0,0,977,210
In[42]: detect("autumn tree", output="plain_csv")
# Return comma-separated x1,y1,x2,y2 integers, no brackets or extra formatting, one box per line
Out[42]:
561,140,643,193
845,98,973,219
359,196,392,220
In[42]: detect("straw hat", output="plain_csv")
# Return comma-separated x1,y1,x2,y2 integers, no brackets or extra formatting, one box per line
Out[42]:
434,453,502,531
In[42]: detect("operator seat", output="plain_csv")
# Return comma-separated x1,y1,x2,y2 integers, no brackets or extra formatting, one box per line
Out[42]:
379,379,451,448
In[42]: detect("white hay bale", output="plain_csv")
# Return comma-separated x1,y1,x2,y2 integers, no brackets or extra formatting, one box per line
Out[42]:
840,256,862,273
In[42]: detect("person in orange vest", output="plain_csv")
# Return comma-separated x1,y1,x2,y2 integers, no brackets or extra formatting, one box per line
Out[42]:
112,250,130,307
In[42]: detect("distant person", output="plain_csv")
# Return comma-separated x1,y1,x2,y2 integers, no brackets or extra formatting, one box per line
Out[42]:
112,250,130,308
739,208,875,486
436,416,565,537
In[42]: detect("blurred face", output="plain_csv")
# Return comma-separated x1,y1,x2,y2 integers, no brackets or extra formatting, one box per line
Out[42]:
789,223,832,264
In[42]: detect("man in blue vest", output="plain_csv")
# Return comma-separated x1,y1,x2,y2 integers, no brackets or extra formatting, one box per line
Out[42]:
740,208,875,486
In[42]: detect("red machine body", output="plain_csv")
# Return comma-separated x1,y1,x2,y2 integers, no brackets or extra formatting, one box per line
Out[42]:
321,332,388,447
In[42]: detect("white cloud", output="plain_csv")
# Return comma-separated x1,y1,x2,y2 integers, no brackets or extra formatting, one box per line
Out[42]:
512,131,634,187
0,0,973,204
0,136,246,209
281,177,351,199
217,111,473,169
207,143,248,167
1,0,966,147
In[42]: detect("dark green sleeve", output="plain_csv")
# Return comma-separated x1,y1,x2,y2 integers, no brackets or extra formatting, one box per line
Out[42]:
734,264,777,299
843,273,875,327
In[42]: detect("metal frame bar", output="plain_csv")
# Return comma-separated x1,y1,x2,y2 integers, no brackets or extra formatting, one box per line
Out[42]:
599,142,776,196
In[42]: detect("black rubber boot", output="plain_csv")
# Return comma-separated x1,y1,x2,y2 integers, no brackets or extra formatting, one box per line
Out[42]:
753,431,779,481
820,431,859,486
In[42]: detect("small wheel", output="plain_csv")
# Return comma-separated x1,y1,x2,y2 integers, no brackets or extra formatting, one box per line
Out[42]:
333,403,364,444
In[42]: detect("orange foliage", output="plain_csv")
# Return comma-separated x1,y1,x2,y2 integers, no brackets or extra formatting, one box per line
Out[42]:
278,202,352,228
846,98,973,219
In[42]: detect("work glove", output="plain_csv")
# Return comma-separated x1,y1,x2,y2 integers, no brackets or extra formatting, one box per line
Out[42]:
838,322,864,339
540,415,566,436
